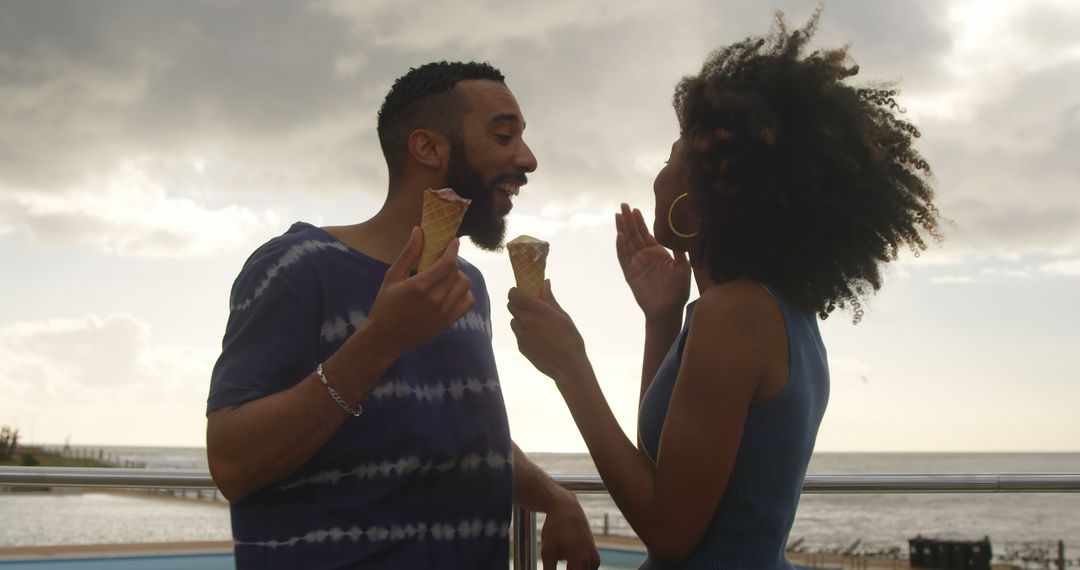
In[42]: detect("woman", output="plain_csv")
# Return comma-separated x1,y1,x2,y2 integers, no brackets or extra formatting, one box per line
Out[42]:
507,13,942,570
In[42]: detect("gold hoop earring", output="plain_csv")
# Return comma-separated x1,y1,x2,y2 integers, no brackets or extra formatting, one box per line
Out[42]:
667,193,699,239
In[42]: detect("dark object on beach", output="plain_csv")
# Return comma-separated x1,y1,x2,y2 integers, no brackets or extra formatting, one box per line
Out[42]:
0,426,18,461
909,536,934,566
909,536,991,569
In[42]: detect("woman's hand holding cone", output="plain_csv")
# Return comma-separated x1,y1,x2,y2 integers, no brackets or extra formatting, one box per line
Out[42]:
508,280,588,384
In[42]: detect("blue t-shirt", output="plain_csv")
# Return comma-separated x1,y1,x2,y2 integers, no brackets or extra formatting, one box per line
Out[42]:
208,222,514,569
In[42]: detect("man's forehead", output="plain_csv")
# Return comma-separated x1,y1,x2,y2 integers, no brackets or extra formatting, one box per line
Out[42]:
456,79,524,125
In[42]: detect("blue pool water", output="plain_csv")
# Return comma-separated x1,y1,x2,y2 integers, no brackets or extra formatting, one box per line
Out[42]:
0,553,233,570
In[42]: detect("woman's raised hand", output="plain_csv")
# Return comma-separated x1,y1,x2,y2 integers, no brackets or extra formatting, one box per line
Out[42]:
615,203,691,320
508,281,588,383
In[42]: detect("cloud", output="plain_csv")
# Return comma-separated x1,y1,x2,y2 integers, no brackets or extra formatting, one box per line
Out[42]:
1,0,1077,259
317,0,659,51
1041,258,1080,276
0,313,217,444
912,1,1080,252
0,158,282,257
808,0,953,84
0,0,396,258
940,200,1080,252
927,256,1080,284
0,310,217,440
929,275,975,284
0,313,215,395
0,0,389,195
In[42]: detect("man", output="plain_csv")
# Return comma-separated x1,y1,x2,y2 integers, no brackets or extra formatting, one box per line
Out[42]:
206,61,600,569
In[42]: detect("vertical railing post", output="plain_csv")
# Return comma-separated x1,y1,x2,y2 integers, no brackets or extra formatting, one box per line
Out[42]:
512,506,537,570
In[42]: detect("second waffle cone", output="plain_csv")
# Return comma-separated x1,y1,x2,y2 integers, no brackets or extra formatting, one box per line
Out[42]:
507,235,549,297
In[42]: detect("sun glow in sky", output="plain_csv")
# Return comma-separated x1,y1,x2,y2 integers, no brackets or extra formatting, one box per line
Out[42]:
1,0,1078,452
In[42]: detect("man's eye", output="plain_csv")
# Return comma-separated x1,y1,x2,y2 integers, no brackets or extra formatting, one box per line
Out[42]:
495,133,512,143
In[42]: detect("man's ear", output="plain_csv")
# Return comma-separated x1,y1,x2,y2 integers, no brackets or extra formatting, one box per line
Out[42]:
407,129,450,172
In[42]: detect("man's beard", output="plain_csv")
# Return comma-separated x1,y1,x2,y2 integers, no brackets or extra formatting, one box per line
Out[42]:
445,138,506,251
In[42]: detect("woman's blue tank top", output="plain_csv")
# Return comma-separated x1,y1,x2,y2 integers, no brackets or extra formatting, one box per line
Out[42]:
637,285,830,569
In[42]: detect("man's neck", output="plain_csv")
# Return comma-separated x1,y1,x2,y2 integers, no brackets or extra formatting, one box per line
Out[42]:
322,184,427,265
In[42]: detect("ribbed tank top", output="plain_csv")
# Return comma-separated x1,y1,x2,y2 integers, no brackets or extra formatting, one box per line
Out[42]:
637,285,830,569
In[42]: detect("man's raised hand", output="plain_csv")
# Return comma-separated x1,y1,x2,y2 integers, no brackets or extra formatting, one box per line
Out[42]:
365,227,475,357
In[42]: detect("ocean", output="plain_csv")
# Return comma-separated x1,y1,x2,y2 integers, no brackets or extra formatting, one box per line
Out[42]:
2,447,1078,563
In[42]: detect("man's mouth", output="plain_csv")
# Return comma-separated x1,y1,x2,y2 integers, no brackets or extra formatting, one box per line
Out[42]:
496,181,521,197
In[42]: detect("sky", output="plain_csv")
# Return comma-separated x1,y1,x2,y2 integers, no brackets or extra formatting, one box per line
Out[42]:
1,0,1078,453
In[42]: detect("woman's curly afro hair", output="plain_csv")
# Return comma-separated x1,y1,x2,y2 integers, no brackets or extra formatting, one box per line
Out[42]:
674,10,942,322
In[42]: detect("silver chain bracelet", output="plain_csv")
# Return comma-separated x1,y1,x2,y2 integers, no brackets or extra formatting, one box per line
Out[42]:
316,363,363,417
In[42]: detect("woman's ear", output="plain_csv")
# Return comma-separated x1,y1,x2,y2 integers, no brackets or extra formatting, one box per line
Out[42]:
407,129,450,172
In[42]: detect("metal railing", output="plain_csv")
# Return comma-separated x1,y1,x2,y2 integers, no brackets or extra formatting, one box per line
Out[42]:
2,467,1079,569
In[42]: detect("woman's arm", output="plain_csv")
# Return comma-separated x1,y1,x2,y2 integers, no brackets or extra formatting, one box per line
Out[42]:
640,315,682,405
613,204,691,404
509,280,784,561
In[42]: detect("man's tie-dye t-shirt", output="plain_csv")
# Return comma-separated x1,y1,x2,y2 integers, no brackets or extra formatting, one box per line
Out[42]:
208,222,513,569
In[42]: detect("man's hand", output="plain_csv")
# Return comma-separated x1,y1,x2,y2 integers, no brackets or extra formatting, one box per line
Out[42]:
364,227,475,357
539,491,601,570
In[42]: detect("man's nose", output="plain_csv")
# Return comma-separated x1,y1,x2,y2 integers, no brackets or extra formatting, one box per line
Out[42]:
515,141,538,173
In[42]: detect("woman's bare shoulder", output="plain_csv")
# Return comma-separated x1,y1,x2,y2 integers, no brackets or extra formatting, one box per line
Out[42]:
694,279,777,327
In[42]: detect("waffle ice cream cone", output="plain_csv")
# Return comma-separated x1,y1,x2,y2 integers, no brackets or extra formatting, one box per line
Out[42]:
507,235,550,297
419,188,471,271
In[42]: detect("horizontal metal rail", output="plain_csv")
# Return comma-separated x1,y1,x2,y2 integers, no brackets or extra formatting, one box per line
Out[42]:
3,467,1079,493
4,466,1079,570
551,473,1080,494
0,467,219,490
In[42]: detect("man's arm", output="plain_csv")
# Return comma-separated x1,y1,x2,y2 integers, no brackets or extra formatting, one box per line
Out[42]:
512,443,600,570
207,324,398,501
207,231,475,502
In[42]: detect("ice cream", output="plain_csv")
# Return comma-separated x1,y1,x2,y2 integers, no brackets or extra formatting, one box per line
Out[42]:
419,188,471,271
507,234,550,297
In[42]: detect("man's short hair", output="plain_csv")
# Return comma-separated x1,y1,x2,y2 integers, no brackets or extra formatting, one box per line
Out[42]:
377,61,505,184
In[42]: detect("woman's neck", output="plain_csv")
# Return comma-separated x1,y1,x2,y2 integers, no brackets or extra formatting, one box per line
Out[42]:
691,264,718,293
